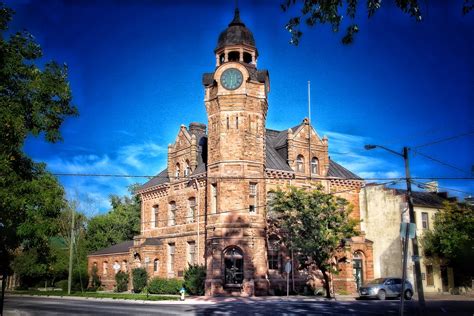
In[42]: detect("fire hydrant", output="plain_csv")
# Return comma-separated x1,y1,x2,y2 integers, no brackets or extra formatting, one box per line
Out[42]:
180,287,186,301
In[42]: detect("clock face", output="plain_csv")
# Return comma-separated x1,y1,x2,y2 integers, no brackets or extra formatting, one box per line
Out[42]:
220,68,243,90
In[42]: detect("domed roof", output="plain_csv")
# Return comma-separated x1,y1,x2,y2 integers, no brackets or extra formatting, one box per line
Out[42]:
216,9,256,51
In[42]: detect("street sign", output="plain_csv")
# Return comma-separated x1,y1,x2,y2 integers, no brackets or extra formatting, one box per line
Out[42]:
285,261,292,273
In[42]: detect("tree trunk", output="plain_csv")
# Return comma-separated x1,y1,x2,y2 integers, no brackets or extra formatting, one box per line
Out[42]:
321,267,331,299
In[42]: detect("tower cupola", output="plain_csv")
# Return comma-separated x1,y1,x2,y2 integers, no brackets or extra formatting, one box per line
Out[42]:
214,8,258,67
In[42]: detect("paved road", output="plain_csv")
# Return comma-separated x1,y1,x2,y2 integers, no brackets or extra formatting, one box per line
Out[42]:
3,295,474,316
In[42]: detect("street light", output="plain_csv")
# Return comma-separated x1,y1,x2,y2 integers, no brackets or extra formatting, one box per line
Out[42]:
365,144,425,316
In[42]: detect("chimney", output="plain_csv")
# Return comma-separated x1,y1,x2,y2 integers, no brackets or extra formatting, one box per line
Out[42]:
189,122,206,135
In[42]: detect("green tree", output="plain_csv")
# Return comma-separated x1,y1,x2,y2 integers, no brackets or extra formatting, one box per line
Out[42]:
86,191,140,252
422,201,474,287
281,0,473,45
0,2,78,282
269,186,358,298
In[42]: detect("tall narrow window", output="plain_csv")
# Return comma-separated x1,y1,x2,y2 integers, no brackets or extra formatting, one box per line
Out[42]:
226,116,229,130
168,202,176,226
175,163,180,180
268,237,280,270
211,184,217,214
249,183,257,213
153,259,159,273
103,261,108,275
426,265,434,286
152,205,159,228
311,157,319,174
188,197,196,223
187,241,196,266
236,116,239,129
168,243,175,277
422,212,429,230
122,260,128,272
184,160,191,177
296,155,304,172
267,192,276,219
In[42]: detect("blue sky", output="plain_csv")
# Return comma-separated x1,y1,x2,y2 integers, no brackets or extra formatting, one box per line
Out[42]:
6,0,473,215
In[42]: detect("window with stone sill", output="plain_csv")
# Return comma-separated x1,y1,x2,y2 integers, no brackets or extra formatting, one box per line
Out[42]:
168,202,176,226
267,238,280,270
422,212,429,230
311,157,319,174
249,183,257,213
168,243,175,277
175,163,180,180
187,241,196,266
102,261,108,275
187,197,196,223
296,155,304,172
153,259,159,273
211,183,217,214
152,205,159,228
184,160,191,177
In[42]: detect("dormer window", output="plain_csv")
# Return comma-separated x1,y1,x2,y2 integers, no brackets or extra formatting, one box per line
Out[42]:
175,163,180,179
296,155,304,172
311,157,319,174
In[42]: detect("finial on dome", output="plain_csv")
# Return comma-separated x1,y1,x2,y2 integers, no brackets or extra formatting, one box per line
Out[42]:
229,7,244,26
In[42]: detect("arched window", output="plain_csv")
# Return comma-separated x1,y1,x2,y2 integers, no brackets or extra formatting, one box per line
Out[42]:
184,160,191,177
243,52,252,64
103,261,108,275
353,251,364,291
153,259,159,273
311,157,319,174
187,197,196,223
296,155,304,172
219,53,225,64
228,51,240,62
168,202,176,226
122,260,128,272
223,247,244,285
175,163,180,179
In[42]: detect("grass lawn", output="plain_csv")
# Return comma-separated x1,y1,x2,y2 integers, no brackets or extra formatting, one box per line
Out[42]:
9,290,179,301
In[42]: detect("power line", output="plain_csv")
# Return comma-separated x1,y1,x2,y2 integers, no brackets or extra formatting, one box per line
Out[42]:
413,150,472,176
38,172,474,181
413,131,474,149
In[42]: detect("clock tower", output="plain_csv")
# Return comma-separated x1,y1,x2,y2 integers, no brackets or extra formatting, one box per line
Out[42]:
202,8,270,296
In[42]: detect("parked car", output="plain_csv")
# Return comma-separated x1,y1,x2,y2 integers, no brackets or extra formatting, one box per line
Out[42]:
358,277,413,300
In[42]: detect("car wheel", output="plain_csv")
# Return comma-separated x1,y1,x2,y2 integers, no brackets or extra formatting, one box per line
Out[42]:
404,290,413,300
377,290,386,300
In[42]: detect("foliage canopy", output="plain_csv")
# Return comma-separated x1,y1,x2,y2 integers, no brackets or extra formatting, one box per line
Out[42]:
269,185,358,297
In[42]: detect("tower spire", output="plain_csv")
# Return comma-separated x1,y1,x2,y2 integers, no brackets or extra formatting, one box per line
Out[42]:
229,6,244,26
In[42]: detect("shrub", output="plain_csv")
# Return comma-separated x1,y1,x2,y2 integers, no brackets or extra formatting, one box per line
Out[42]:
132,268,147,293
183,264,206,295
148,277,182,294
55,280,68,292
89,265,101,290
71,268,88,291
115,271,129,292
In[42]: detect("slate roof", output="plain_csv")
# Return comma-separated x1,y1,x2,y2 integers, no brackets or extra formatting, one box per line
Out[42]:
139,122,362,192
394,189,451,208
216,8,256,51
142,238,162,246
328,160,362,180
89,240,133,256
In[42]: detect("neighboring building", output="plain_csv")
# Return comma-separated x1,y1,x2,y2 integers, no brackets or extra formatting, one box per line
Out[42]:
360,183,455,293
88,8,373,296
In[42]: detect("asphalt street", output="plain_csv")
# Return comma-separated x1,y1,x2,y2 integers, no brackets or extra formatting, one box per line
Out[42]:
3,295,474,316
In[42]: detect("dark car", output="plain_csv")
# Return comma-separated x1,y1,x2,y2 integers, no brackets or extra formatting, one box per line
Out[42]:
358,277,413,300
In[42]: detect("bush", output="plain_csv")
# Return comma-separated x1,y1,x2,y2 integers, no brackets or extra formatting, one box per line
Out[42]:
115,271,129,292
183,264,206,295
71,269,88,292
132,268,147,293
148,277,182,294
89,265,101,290
55,280,68,292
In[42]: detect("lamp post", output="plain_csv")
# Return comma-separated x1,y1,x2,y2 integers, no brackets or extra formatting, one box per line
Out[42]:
364,145,425,316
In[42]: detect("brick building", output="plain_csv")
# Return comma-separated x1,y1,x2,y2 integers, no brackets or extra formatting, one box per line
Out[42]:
88,8,373,296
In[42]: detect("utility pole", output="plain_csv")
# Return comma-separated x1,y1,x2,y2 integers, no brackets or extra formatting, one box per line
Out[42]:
364,145,426,315
67,208,75,295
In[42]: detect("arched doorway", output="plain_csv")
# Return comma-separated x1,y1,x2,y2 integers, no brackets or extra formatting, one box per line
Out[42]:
353,251,364,290
223,247,244,285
